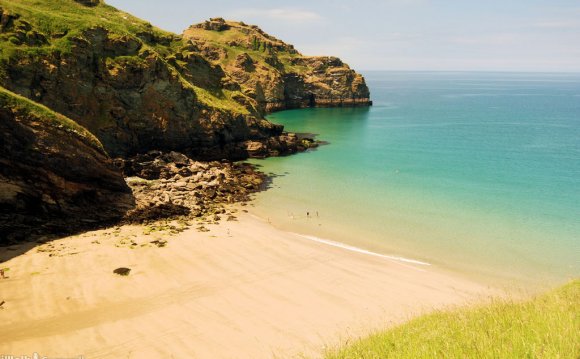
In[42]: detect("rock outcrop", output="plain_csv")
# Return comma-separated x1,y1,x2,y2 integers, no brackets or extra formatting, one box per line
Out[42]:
119,151,266,222
74,0,100,7
184,19,372,115
0,87,134,243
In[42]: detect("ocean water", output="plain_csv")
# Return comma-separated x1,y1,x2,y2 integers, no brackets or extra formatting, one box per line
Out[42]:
249,72,580,287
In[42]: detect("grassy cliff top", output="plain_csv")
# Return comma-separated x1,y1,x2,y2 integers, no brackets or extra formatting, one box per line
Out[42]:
326,280,580,358
183,18,313,74
0,85,104,151
0,0,178,50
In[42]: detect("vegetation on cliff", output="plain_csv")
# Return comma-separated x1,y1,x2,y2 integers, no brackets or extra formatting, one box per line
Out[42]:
184,18,371,114
0,0,370,159
326,280,580,359
0,0,264,158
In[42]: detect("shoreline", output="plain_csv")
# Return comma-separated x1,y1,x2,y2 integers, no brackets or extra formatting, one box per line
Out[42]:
0,209,493,358
294,232,432,267
246,208,554,294
246,191,573,292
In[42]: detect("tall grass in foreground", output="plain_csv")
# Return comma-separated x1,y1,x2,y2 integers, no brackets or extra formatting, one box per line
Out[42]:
326,280,579,359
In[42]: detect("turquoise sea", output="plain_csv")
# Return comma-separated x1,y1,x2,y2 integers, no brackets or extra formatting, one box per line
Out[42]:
249,72,580,287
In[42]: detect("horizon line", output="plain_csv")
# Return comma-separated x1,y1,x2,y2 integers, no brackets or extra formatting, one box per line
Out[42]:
358,69,580,74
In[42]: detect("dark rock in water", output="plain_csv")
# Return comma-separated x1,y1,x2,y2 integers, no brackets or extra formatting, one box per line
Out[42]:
242,131,323,158
0,87,134,244
245,141,268,158
113,267,131,276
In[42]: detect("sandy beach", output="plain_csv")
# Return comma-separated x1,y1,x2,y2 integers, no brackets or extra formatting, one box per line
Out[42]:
0,212,491,358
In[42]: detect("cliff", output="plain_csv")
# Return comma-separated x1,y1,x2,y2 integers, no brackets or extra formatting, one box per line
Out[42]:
0,86,134,243
0,1,370,160
184,18,372,114
0,1,281,160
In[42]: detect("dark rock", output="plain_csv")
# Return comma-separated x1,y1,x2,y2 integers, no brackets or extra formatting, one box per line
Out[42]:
113,267,131,276
125,202,190,222
150,239,167,248
74,0,100,6
194,18,230,32
235,53,255,72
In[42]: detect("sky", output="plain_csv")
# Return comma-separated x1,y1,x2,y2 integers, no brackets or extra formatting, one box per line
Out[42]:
106,0,580,72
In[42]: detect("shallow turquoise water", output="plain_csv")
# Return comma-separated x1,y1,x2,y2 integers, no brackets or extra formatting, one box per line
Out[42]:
249,72,580,286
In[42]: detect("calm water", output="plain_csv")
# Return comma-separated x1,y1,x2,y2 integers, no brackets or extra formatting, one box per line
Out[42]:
249,72,580,287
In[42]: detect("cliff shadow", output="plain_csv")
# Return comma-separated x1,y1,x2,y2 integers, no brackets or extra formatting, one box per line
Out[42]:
0,193,136,264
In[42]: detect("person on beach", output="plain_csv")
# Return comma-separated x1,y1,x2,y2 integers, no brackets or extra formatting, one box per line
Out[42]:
0,269,6,279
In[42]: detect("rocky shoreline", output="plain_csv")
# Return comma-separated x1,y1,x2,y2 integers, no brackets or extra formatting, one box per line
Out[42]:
119,151,266,224
0,84,323,245
1,144,326,244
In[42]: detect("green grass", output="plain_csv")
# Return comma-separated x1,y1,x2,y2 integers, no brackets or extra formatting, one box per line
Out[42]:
0,0,174,43
0,85,103,150
326,280,580,359
0,0,182,63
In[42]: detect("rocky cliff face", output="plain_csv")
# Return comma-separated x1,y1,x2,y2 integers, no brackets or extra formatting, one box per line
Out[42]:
184,18,372,114
0,2,370,160
0,4,283,160
0,87,133,243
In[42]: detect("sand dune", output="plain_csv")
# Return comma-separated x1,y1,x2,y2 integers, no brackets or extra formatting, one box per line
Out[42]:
0,213,490,358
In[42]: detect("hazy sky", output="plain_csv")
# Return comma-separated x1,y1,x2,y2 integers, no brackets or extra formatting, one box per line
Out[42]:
107,0,580,72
